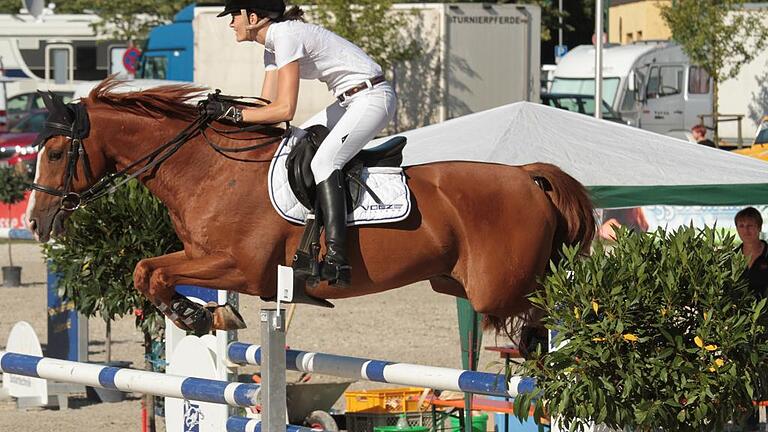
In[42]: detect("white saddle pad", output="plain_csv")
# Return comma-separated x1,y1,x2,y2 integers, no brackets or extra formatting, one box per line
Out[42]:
267,129,411,226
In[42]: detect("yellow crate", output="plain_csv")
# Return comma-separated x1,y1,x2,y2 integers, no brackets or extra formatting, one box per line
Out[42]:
344,387,429,413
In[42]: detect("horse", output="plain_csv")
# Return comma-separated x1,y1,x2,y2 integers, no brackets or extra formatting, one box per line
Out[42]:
26,78,595,335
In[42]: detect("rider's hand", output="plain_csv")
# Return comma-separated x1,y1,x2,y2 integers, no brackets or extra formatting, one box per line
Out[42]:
204,100,244,124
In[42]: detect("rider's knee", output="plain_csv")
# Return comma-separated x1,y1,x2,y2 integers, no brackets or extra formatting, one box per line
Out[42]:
310,156,333,183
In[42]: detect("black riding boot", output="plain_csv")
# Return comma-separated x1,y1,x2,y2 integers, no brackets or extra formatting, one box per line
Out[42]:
317,170,351,287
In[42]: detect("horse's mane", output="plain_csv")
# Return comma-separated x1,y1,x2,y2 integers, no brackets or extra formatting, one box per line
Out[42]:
87,76,208,121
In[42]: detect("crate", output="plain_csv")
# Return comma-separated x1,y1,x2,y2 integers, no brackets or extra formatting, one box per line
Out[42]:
345,411,433,432
345,387,429,413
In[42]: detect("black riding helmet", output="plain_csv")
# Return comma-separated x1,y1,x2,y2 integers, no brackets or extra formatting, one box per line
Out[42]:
216,0,286,19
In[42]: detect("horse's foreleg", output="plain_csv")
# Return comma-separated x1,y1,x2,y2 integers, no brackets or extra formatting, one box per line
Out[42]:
133,251,188,299
144,254,249,333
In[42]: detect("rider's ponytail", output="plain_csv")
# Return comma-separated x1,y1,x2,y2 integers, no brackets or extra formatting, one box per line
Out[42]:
275,5,305,22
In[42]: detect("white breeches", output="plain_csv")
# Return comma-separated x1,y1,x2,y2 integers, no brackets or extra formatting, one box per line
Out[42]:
301,83,396,183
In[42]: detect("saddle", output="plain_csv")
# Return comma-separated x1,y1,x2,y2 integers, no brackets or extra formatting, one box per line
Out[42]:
265,125,407,309
285,125,407,212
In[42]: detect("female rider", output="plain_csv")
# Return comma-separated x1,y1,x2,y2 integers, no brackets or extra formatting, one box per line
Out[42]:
206,0,397,288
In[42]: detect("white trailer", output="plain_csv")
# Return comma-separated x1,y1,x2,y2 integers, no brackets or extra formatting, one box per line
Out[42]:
0,7,129,112
190,3,540,130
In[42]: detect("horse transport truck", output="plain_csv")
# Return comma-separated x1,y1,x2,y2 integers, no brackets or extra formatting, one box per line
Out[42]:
138,2,541,129
554,37,768,146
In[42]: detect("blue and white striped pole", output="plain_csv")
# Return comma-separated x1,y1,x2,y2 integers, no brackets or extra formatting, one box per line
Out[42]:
0,351,260,407
227,342,537,397
227,417,318,432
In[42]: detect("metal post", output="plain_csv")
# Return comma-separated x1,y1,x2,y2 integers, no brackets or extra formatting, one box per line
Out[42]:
516,6,533,102
595,0,604,119
0,56,7,132
738,115,744,148
558,0,563,47
261,309,286,432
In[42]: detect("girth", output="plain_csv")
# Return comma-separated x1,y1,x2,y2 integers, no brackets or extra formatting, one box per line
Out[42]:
285,125,407,211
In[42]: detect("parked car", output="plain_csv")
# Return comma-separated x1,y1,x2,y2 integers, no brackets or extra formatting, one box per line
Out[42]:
0,110,44,179
541,93,626,123
5,91,72,129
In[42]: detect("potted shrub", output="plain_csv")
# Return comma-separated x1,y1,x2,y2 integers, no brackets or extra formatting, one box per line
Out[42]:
0,165,28,286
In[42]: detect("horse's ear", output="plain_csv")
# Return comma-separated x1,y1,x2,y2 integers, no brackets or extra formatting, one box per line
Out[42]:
49,91,65,106
47,91,73,120
39,91,56,112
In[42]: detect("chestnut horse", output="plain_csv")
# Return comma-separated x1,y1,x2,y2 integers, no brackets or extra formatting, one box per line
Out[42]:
26,79,595,334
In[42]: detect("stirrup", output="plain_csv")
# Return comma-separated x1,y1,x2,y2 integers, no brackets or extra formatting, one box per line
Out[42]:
320,259,351,288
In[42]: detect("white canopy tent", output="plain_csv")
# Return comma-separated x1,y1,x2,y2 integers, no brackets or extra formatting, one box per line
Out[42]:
378,102,768,208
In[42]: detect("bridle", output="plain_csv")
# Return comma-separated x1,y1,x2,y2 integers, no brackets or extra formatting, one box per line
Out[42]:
27,101,98,211
27,91,290,212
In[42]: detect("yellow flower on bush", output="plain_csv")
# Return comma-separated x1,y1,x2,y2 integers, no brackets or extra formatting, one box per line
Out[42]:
704,344,718,351
592,337,606,342
623,334,638,342
714,358,724,367
592,301,599,314
694,336,704,348
574,307,581,319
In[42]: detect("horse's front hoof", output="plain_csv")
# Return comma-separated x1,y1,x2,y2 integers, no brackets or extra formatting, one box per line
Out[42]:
208,303,247,331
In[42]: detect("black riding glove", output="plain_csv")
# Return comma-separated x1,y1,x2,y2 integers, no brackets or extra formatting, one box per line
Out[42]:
204,100,244,124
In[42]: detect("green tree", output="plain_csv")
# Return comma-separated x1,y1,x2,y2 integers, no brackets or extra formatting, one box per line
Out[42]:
0,166,28,268
0,0,20,14
42,179,180,337
43,180,182,432
56,0,188,43
0,0,186,42
660,1,768,146
310,0,422,72
515,227,768,432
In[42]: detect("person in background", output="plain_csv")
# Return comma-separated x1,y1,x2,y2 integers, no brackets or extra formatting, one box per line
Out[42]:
736,207,768,298
735,207,768,432
691,124,717,148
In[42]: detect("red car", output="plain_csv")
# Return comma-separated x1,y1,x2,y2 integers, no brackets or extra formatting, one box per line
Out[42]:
0,110,45,179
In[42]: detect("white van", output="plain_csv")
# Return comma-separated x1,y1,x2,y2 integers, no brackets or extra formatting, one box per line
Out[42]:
551,42,713,140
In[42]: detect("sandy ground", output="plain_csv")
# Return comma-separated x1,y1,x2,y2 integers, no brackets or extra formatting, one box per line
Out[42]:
0,242,509,431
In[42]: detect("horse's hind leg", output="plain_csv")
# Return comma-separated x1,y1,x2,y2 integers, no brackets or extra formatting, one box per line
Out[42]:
135,253,249,333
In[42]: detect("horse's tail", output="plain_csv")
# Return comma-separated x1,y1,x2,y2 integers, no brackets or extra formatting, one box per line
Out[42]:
521,162,595,258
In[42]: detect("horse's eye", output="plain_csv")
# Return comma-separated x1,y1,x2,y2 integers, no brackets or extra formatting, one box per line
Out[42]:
48,150,64,161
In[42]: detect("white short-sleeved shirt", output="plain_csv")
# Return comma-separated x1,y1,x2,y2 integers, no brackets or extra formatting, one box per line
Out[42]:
263,21,383,97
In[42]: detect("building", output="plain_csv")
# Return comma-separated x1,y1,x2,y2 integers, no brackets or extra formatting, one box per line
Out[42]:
608,0,671,44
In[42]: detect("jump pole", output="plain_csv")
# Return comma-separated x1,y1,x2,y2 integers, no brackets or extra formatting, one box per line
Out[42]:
0,351,260,407
227,342,537,398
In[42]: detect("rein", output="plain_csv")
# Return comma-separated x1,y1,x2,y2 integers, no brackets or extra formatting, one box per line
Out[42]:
28,92,289,211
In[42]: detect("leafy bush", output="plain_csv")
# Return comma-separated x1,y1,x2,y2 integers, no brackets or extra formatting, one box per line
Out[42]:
516,226,768,432
42,180,182,336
